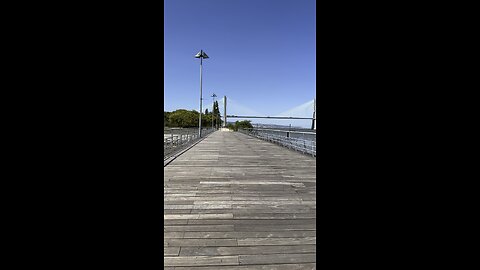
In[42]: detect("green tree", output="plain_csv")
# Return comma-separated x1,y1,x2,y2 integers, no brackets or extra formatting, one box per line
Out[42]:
168,109,199,127
235,120,253,131
164,108,222,128
226,120,253,131
227,123,236,131
212,101,223,129
164,111,171,126
202,112,212,128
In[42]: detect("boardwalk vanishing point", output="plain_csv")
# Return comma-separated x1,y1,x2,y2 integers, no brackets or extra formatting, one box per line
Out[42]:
164,130,316,269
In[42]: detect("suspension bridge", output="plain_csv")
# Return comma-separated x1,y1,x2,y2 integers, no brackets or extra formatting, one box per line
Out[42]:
164,97,316,269
209,96,316,129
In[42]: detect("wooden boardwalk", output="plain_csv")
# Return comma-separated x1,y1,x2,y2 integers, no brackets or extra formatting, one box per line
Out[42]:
164,131,316,269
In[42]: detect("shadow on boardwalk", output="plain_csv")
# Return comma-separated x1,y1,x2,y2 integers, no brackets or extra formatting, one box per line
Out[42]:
164,131,316,269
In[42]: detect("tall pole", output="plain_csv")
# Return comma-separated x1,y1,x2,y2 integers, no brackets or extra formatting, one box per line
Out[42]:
212,95,215,130
223,96,227,127
311,97,316,130
195,50,209,137
199,57,203,137
314,97,316,130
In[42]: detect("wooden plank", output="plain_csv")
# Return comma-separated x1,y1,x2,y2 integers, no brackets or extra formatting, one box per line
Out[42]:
164,213,233,220
164,225,234,232
237,237,316,246
164,205,195,209
163,192,198,196
164,209,192,214
233,213,316,219
238,253,316,265
187,219,315,226
234,224,316,231
164,232,184,238
230,197,309,201
164,255,239,267
192,205,233,210
164,196,232,201
164,200,195,205
173,264,316,270
193,201,308,205
183,231,316,239
165,238,237,247
179,245,315,256
164,247,180,256
164,220,189,225
199,181,305,187
190,208,315,214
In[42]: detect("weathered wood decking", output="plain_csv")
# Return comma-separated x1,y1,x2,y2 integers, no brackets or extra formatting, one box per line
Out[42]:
164,131,316,269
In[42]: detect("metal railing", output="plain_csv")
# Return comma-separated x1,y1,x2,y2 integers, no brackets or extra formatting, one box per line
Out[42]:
164,127,215,160
240,128,316,157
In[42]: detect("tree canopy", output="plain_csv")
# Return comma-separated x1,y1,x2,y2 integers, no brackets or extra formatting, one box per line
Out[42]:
164,109,223,128
227,120,253,131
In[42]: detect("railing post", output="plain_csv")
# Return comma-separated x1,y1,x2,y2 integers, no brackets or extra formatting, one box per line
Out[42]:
312,141,315,157
302,133,305,153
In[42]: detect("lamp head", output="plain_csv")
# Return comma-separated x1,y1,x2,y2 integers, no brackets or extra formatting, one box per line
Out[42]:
194,50,209,59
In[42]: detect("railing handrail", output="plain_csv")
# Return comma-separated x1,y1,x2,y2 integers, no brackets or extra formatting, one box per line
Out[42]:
239,128,316,157
164,128,216,159
242,128,316,136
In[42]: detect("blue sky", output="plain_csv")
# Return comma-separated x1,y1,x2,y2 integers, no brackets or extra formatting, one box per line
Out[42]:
164,0,316,126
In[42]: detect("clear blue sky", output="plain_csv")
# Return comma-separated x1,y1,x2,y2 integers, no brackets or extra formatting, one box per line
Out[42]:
164,0,316,123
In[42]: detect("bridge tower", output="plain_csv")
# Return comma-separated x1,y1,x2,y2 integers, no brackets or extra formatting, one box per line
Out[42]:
311,98,316,130
223,96,227,127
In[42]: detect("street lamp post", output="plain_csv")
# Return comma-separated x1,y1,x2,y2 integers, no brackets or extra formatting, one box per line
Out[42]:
195,50,209,137
211,93,216,130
